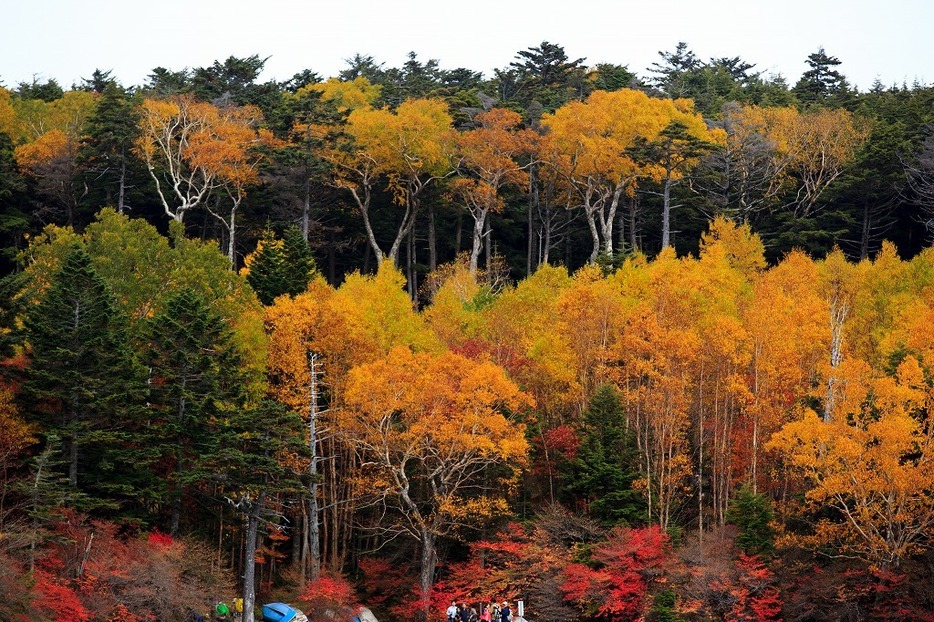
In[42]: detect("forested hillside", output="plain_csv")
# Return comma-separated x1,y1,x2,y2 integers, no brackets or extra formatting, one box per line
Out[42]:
2,43,934,621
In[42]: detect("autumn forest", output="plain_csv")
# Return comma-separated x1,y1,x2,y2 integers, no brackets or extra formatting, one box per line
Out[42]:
2,42,934,621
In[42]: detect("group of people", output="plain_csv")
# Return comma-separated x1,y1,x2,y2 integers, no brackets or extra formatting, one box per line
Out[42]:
446,599,513,622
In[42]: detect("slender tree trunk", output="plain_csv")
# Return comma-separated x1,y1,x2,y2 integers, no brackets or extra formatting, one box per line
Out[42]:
469,210,486,274
628,195,639,254
661,179,673,249
242,494,266,622
527,164,538,275
407,226,417,300
824,297,848,422
428,203,437,272
454,211,463,254
228,205,237,269
860,199,870,261
419,530,438,619
303,177,311,243
307,352,322,581
484,216,492,272
117,159,126,214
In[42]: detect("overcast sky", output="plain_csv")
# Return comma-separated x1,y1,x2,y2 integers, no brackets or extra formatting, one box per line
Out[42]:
3,0,931,92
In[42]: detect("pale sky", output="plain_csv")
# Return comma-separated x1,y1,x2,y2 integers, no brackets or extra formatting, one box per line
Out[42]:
2,0,931,92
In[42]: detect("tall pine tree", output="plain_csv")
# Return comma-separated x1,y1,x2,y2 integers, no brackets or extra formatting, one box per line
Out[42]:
565,384,644,525
22,245,144,506
145,287,245,534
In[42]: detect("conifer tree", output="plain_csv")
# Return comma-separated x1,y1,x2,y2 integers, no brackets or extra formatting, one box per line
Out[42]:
77,81,142,214
145,287,245,534
793,47,851,106
209,399,306,622
725,485,775,556
22,245,144,504
566,384,644,525
246,225,316,305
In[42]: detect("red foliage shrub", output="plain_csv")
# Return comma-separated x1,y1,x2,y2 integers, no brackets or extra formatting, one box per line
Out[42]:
357,556,415,610
721,554,782,622
33,570,92,622
560,525,669,621
298,571,358,621
147,530,174,549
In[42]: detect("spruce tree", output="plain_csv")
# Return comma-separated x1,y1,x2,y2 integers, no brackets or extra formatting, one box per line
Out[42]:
281,225,317,294
246,225,316,305
77,81,142,215
793,47,851,106
209,399,306,622
565,384,644,525
145,287,245,534
725,485,775,556
22,245,145,505
246,227,289,306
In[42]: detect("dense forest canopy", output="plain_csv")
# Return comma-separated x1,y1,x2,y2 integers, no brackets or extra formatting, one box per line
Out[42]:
2,42,934,621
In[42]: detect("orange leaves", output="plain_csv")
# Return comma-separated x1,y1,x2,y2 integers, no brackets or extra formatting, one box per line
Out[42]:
338,343,531,546
14,128,71,172
456,108,536,192
136,95,270,221
767,354,934,566
343,346,532,459
735,105,870,216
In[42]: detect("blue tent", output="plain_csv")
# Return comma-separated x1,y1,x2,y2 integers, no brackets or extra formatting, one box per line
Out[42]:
262,602,297,622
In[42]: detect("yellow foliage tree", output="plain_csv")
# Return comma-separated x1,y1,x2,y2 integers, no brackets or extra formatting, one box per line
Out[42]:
453,108,537,273
340,346,532,605
327,98,453,266
768,356,934,567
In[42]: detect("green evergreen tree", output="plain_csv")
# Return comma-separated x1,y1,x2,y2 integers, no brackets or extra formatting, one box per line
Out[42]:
18,435,92,572
77,82,143,215
725,485,775,556
15,78,64,102
565,384,644,525
281,224,317,294
648,589,682,622
504,41,587,112
246,227,289,306
647,42,701,99
145,287,245,535
246,225,317,305
793,47,852,107
21,245,145,505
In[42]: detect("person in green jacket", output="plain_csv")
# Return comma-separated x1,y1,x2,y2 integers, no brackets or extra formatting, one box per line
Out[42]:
215,601,230,621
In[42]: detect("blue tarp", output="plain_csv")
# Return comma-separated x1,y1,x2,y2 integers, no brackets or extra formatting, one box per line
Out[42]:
262,602,297,622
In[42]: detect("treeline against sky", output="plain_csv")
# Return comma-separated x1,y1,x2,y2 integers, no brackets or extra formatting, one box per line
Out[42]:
1,42,934,289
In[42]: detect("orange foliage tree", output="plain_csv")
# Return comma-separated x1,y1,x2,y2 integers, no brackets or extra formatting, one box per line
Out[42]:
340,346,532,608
452,108,537,274
768,356,934,567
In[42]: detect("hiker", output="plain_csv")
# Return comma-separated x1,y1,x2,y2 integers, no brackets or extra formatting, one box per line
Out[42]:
215,601,230,621
459,602,471,622
479,602,492,622
500,601,511,622
447,600,459,622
